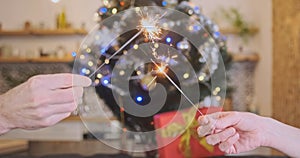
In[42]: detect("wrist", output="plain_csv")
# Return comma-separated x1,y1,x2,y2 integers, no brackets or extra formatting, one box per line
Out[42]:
260,116,278,147
0,94,12,135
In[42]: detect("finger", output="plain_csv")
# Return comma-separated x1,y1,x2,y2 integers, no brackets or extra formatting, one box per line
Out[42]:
197,122,215,137
214,112,240,129
36,87,83,106
219,133,240,152
45,73,91,89
205,112,232,120
198,115,209,126
206,127,236,145
225,146,237,154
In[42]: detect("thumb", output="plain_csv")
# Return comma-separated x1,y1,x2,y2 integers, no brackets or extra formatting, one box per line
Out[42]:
73,75,92,87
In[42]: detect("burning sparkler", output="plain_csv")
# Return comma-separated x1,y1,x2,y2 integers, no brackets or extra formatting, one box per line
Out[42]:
137,11,163,41
150,59,204,116
89,9,164,78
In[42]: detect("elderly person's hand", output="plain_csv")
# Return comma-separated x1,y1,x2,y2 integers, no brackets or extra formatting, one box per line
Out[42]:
0,74,91,134
197,111,300,157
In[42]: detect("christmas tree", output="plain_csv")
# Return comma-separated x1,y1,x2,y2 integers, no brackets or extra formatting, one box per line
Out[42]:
74,0,231,153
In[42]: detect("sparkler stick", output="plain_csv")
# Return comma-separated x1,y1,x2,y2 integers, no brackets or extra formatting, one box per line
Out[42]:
151,59,204,116
89,30,143,78
147,76,157,88
89,11,163,78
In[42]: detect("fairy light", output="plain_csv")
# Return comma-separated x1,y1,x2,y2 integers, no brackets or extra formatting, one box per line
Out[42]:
88,61,94,67
136,71,142,75
112,8,118,14
198,76,205,81
86,48,91,53
133,44,139,50
80,55,85,59
216,96,221,101
85,69,91,75
119,70,125,76
97,73,103,79
183,73,190,79
94,79,100,85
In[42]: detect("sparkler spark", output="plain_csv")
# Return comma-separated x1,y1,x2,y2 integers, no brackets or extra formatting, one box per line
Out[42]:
137,11,165,41
151,59,204,116
89,10,165,78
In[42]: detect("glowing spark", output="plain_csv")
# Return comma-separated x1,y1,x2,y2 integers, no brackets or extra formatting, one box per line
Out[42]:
137,11,165,41
151,59,204,116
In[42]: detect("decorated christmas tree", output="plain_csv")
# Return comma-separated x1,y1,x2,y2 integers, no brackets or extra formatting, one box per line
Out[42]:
74,0,231,155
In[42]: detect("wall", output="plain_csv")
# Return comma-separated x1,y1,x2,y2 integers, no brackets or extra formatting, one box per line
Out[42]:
0,0,273,116
195,0,273,116
0,0,100,53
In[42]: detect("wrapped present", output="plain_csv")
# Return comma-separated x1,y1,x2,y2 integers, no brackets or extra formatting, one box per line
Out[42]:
154,107,224,158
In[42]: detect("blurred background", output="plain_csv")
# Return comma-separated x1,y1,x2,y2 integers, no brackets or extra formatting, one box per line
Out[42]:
0,0,298,157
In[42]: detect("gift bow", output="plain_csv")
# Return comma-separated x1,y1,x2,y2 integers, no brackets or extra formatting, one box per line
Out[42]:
160,109,214,158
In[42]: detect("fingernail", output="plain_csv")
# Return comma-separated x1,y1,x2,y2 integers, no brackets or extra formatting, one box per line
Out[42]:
197,127,205,137
206,137,216,145
203,117,209,124
219,143,227,151
83,77,92,86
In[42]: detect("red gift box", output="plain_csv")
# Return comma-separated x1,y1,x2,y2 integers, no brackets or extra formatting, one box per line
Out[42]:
154,107,224,158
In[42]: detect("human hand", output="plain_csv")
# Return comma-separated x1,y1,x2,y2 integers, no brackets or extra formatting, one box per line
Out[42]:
0,73,91,134
197,112,269,154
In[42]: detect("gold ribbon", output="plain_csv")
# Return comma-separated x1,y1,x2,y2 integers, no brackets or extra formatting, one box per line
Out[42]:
160,109,214,158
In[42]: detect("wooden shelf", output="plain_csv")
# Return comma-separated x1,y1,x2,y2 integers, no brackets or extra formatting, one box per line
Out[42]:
0,29,87,36
0,57,74,63
231,53,260,62
220,27,259,35
0,140,28,155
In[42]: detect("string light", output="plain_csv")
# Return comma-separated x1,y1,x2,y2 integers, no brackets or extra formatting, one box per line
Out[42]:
71,52,77,57
166,37,172,43
80,55,85,59
85,69,91,75
198,75,205,81
81,68,87,74
94,79,100,85
119,70,125,76
99,7,108,14
133,44,139,50
86,48,91,53
112,8,118,14
136,96,143,102
162,1,167,7
183,73,190,79
97,73,103,79
102,78,110,85
88,61,94,67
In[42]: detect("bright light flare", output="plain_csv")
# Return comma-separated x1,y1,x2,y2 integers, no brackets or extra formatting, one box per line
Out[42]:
138,11,164,41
